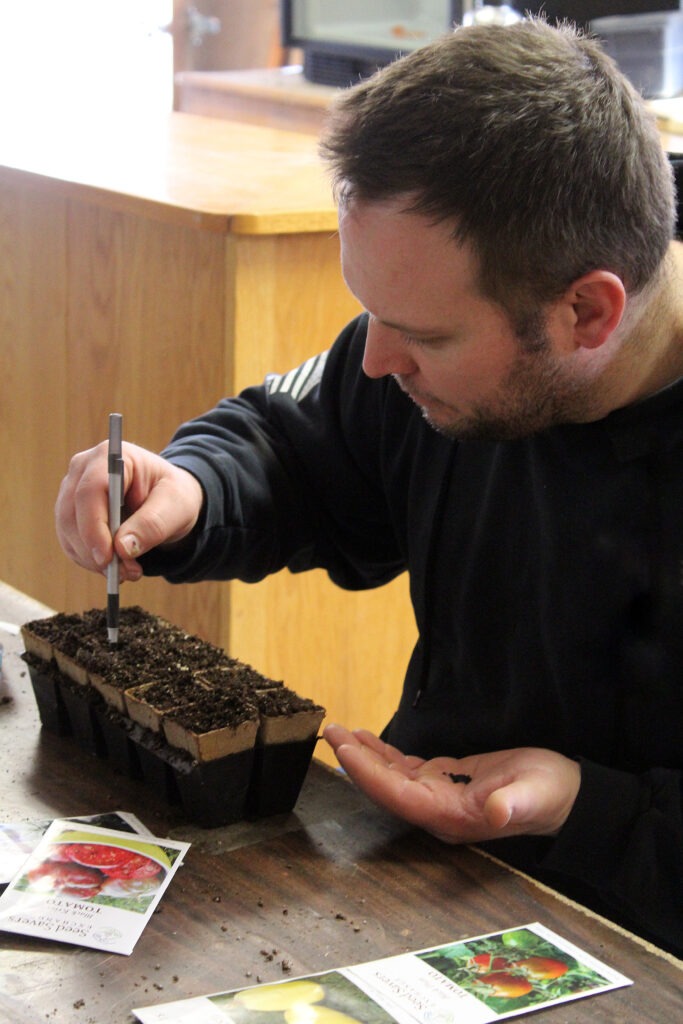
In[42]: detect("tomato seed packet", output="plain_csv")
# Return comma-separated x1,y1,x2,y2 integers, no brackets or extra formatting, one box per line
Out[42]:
133,922,631,1023
0,810,153,887
0,818,189,954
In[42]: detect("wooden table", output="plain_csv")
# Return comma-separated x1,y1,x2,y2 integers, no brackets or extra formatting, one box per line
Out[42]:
0,581,681,1023
0,112,416,761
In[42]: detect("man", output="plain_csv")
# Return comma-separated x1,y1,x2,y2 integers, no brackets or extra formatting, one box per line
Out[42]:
55,19,683,956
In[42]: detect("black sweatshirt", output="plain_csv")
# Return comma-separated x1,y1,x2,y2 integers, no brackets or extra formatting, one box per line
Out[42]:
142,312,683,958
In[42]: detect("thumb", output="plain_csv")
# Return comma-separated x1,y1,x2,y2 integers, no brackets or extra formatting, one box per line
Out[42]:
484,786,515,831
117,527,145,560
116,477,200,560
483,780,541,833
484,776,566,837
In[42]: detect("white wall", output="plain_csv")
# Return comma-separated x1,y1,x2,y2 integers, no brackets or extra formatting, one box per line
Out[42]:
0,1,173,121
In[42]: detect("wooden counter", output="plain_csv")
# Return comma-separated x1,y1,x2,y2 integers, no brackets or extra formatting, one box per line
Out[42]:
1,581,682,1024
0,113,416,762
176,66,337,134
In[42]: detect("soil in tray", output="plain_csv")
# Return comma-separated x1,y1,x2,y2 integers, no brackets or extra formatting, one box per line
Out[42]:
162,686,260,761
22,605,326,824
71,608,230,690
124,672,211,731
21,612,87,661
197,660,283,692
255,687,325,742
256,686,322,718
164,685,258,733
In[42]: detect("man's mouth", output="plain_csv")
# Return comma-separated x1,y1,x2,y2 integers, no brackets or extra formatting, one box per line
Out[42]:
394,376,441,410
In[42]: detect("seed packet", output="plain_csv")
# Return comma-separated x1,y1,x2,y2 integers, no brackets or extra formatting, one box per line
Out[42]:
0,818,189,954
133,922,631,1023
0,810,153,887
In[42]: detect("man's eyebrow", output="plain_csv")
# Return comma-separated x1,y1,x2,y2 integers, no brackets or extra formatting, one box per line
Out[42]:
374,316,449,337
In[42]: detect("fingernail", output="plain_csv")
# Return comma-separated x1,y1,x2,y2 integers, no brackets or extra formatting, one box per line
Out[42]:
92,547,107,568
120,534,141,558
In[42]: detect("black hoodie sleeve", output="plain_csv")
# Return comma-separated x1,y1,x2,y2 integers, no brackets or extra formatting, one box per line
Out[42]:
482,754,683,959
140,316,406,589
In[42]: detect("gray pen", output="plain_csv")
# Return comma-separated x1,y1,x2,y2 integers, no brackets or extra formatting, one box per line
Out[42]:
107,413,124,646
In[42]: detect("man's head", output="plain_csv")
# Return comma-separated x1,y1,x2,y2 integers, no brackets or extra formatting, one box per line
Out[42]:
339,196,630,440
321,17,675,333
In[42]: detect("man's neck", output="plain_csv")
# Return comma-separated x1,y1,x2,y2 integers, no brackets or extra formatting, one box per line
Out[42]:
610,241,683,408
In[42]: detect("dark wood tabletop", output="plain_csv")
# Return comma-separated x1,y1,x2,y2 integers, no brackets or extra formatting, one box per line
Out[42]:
0,581,681,1023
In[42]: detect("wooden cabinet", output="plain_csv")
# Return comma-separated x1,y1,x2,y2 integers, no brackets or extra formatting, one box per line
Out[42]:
0,113,416,762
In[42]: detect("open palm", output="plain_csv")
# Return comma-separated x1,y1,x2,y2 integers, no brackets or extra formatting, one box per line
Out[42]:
323,725,581,843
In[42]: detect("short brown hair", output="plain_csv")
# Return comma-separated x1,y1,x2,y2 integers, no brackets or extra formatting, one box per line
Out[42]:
320,18,675,324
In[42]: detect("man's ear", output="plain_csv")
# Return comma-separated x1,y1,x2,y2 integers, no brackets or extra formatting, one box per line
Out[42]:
567,271,626,350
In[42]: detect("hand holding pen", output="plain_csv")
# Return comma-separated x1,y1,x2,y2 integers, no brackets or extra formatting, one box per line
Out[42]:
107,413,124,646
54,425,205,580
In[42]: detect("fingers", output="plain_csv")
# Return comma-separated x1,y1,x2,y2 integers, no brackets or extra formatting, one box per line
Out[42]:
322,724,359,752
331,740,422,814
55,443,111,573
323,726,396,776
55,441,205,581
323,726,445,832
323,725,424,773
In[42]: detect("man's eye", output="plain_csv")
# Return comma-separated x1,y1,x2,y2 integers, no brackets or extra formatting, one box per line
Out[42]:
401,333,441,348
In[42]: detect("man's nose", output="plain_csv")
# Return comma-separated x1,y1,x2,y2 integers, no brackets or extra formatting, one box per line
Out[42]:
362,318,417,379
